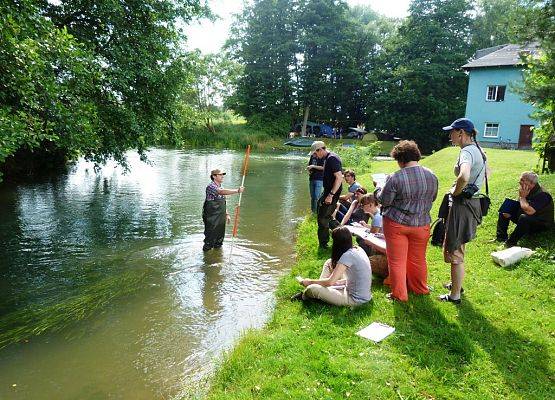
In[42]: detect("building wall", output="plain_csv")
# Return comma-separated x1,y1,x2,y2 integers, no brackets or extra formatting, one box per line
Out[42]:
465,67,537,148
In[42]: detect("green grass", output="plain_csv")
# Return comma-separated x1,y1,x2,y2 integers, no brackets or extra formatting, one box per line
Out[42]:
181,121,396,155
205,147,554,400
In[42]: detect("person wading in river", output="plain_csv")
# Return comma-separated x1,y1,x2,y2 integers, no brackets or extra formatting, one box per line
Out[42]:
203,169,244,251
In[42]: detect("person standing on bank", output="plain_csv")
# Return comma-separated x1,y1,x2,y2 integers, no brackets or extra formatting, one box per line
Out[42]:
203,169,244,252
307,152,325,213
376,140,438,302
311,141,343,248
440,118,486,304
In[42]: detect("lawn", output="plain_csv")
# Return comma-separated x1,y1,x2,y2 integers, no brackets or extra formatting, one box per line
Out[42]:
205,147,554,400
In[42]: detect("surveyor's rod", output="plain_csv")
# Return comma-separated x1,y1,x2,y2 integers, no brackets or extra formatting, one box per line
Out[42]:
229,145,251,261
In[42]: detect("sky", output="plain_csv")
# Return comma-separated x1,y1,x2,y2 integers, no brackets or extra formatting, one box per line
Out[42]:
184,0,411,54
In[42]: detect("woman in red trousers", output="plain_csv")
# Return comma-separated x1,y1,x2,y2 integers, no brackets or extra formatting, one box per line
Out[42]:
375,141,438,301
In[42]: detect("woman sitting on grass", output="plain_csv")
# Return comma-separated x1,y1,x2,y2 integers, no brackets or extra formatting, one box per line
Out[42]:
341,193,383,233
292,226,372,306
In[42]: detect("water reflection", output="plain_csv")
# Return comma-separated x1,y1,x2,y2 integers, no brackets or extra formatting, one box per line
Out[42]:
0,148,309,399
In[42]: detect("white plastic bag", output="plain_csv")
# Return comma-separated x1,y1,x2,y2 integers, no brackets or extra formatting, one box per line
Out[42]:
491,246,534,267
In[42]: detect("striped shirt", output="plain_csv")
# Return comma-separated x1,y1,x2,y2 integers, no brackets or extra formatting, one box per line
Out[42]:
376,165,438,227
205,181,225,201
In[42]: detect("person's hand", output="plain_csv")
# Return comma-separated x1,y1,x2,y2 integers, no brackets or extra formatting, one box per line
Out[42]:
238,186,244,194
324,193,333,204
360,220,369,228
306,165,313,171
518,183,530,199
502,212,511,219
226,213,231,223
296,276,308,286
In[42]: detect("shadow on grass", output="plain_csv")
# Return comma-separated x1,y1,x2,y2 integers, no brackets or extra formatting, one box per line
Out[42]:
457,301,553,397
392,296,475,367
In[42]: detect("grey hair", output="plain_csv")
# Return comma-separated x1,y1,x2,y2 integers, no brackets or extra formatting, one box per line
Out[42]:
521,171,539,184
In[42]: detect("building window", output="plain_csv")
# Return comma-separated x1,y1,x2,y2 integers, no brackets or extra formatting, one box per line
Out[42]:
486,85,506,102
484,123,500,138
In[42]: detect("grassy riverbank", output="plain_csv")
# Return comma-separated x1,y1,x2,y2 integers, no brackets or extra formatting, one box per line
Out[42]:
180,121,396,155
206,147,554,399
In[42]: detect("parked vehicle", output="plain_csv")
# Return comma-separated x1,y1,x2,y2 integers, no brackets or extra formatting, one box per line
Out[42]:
345,127,366,139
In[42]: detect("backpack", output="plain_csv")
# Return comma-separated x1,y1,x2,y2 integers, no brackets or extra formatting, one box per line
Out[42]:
430,218,445,247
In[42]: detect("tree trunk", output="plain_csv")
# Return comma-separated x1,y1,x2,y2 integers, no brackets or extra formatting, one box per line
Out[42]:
301,106,310,137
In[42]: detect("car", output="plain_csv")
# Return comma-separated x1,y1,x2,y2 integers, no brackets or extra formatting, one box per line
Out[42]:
345,127,366,139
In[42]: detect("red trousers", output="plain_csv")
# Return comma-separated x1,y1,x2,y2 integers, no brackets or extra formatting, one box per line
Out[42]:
383,217,430,301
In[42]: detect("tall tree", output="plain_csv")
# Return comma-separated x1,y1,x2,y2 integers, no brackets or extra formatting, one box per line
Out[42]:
0,0,208,180
374,0,474,152
519,1,555,162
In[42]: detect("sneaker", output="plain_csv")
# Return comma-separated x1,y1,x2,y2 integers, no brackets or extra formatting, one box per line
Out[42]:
290,292,304,301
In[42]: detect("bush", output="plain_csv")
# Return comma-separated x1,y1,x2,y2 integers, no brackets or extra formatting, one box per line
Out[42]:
333,143,380,174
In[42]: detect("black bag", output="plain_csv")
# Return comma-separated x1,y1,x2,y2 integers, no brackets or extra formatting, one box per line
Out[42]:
430,218,445,246
437,193,451,219
478,159,491,216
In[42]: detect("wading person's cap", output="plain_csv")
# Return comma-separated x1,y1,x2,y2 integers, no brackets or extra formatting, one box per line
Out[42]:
210,169,226,178
309,141,326,155
442,118,475,133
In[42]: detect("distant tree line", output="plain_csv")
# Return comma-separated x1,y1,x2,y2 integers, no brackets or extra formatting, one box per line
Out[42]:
225,0,538,152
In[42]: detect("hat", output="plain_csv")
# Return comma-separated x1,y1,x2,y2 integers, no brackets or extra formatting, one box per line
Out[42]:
442,118,475,133
308,141,326,155
210,169,226,177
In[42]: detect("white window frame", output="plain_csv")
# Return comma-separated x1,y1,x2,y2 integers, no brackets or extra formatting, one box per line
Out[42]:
486,85,506,102
483,123,500,138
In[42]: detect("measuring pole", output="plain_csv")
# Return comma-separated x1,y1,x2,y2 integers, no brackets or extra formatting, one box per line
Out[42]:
228,145,251,261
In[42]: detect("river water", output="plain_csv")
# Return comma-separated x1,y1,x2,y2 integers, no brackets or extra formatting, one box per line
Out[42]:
0,149,309,399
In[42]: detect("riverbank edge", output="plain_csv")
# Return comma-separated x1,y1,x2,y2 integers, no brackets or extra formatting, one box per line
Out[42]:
202,147,554,399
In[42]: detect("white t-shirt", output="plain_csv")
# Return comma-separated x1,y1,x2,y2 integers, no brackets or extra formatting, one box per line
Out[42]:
338,247,372,304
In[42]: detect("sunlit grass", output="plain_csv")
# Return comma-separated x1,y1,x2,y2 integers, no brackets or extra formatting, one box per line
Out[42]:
205,147,554,399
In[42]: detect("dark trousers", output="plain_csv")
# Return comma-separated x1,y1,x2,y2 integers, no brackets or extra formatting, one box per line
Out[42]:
496,212,548,246
317,192,340,246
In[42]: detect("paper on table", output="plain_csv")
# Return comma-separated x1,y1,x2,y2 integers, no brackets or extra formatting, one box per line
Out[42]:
372,173,388,188
356,322,395,343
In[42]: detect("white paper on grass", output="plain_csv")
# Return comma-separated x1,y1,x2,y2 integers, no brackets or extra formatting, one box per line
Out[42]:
356,322,395,343
372,173,388,188
491,246,534,267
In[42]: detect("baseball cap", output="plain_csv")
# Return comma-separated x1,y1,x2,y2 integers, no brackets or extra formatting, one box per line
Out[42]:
210,169,226,177
442,118,475,132
308,141,326,155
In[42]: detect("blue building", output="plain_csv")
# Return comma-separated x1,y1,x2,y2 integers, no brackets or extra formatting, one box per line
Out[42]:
463,44,539,149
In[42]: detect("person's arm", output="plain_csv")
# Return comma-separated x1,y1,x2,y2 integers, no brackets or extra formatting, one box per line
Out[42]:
309,165,324,171
339,191,354,202
375,174,396,206
217,187,244,196
300,263,347,287
451,163,470,197
340,201,358,225
324,170,344,204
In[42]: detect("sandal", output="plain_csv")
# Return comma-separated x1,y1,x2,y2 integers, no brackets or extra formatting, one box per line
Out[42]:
438,294,461,304
442,282,464,294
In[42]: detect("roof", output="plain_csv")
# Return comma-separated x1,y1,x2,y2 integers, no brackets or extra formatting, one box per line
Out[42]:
462,43,540,70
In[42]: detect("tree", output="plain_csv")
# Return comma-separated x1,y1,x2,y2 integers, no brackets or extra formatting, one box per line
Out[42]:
0,0,208,180
373,0,474,152
519,1,555,162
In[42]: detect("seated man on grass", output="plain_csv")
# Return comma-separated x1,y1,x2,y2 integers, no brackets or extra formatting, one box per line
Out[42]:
495,171,554,247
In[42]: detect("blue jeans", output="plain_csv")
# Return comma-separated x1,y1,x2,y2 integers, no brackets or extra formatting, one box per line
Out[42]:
309,180,323,213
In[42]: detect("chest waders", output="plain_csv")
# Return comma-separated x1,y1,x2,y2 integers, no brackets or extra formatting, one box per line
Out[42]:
203,198,226,249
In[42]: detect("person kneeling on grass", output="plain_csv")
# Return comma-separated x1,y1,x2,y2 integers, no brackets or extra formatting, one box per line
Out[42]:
291,226,372,306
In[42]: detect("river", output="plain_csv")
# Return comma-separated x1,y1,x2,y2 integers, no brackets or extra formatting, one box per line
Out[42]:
0,148,309,399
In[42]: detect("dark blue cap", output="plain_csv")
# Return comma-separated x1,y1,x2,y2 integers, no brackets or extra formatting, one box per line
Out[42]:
442,118,475,132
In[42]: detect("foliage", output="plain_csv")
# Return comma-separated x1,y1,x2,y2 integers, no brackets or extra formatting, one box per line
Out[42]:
0,0,208,181
372,0,474,153
225,0,394,132
333,144,380,174
206,147,554,399
518,1,555,159
471,0,529,50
